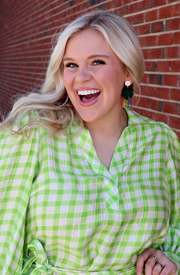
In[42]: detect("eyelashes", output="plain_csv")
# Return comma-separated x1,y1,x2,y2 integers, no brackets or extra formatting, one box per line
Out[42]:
64,59,106,68
93,59,106,65
64,62,78,68
65,63,77,68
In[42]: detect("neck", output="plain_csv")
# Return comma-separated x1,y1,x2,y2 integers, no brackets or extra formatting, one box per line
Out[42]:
84,108,127,141
84,108,128,170
84,108,128,153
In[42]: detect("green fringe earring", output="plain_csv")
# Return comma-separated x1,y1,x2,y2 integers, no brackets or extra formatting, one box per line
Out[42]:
120,80,134,108
62,98,73,107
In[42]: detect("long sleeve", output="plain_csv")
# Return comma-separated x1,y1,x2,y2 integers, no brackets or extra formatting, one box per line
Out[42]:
158,123,180,270
0,128,40,275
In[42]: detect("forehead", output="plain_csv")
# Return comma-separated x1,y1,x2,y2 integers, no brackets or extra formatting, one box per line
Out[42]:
69,29,105,42
64,29,109,55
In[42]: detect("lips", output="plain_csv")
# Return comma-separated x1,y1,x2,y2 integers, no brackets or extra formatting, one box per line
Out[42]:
76,89,101,107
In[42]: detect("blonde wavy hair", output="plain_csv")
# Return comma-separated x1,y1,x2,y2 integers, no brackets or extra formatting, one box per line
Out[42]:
1,10,144,136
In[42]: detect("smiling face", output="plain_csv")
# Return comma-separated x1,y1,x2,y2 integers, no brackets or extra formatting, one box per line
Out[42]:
63,29,129,125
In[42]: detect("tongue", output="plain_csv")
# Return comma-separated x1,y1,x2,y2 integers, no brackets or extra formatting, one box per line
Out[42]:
82,93,99,103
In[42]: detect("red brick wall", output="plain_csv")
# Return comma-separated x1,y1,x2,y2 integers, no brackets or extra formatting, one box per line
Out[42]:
0,0,180,137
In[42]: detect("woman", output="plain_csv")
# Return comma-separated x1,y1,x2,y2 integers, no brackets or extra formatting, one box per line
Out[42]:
0,10,179,275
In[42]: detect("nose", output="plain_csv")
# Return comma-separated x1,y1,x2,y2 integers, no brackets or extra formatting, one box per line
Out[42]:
75,65,92,83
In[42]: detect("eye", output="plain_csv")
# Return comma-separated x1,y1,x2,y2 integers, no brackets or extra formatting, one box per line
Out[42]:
65,63,78,68
93,60,105,65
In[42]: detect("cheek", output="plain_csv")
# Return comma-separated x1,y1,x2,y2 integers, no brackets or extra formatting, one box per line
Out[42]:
63,71,72,89
97,66,123,85
95,69,111,85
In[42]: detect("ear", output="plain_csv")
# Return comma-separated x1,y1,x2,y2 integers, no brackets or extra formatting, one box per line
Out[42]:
125,70,134,86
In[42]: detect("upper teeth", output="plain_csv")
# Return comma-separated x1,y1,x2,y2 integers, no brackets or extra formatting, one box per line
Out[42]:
77,90,100,95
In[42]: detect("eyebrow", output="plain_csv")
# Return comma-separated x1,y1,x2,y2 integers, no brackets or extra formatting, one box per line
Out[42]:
63,54,109,61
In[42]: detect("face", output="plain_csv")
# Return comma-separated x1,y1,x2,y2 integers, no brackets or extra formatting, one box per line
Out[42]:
63,29,129,125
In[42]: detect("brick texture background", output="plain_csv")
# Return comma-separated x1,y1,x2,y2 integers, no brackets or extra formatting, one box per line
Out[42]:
0,0,180,137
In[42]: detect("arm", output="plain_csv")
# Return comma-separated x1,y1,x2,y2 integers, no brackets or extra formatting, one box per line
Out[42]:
0,128,40,275
159,125,180,268
136,125,180,275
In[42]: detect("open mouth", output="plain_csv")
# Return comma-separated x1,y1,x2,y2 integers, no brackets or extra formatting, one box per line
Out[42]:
77,90,101,105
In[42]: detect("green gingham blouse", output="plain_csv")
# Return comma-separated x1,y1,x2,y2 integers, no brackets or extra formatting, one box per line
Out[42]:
0,108,180,275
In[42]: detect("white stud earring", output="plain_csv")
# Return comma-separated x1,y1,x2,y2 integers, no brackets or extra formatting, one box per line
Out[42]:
125,80,132,87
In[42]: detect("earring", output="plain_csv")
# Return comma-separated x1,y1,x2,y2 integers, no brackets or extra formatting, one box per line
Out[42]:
62,98,73,107
119,80,134,108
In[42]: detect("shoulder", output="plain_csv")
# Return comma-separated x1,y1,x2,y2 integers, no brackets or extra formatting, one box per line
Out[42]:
0,112,48,139
0,114,51,158
125,107,179,140
125,108,180,150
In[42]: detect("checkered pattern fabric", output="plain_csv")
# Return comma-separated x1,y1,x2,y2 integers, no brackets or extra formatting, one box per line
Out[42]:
0,108,179,275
